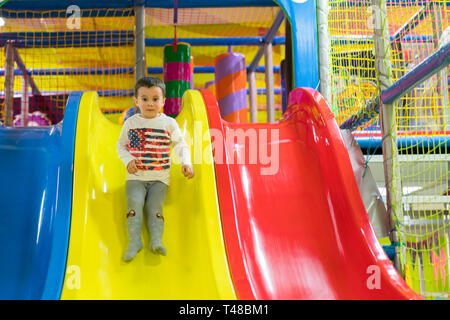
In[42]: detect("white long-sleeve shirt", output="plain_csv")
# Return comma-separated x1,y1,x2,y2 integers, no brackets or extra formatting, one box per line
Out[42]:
117,113,191,185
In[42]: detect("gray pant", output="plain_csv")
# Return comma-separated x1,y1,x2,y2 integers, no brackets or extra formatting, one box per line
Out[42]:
125,180,168,252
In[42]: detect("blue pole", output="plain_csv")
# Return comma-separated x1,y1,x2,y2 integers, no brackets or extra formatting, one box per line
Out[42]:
0,31,135,48
146,36,285,47
0,66,281,76
330,0,450,7
381,42,450,104
0,88,282,98
248,10,285,73
355,135,450,149
1,33,285,48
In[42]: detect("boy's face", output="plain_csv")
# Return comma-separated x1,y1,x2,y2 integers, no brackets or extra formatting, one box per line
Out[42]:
134,86,165,119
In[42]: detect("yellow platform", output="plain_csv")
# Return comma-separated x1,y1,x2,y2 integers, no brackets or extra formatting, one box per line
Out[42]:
61,90,236,299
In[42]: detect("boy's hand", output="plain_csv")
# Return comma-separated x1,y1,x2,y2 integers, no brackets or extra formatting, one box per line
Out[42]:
127,160,139,174
182,164,194,179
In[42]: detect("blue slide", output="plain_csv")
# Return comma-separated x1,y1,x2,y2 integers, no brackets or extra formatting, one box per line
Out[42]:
0,93,80,299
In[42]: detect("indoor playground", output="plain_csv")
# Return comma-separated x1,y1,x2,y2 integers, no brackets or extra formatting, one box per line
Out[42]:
0,0,449,300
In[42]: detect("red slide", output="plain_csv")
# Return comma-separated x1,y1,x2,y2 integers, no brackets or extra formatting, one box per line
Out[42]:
201,88,420,300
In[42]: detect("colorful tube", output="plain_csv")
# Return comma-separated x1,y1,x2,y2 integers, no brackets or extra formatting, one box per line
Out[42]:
215,52,248,123
163,42,191,116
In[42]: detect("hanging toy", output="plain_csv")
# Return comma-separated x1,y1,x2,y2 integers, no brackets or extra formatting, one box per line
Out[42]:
162,0,191,117
214,47,248,123
163,43,191,117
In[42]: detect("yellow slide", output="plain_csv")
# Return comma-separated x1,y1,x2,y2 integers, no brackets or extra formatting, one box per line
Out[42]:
61,91,236,299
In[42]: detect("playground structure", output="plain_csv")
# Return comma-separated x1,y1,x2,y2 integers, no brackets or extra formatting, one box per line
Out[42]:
327,0,449,298
0,0,448,299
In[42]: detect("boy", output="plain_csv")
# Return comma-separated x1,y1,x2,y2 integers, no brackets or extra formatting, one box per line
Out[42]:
117,76,194,261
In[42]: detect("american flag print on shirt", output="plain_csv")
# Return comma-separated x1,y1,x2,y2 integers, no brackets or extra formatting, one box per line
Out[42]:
128,128,171,171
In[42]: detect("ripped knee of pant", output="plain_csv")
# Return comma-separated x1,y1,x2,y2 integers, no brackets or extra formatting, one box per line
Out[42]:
127,210,136,218
156,213,164,222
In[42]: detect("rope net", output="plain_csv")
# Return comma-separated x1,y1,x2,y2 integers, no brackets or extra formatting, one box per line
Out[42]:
0,8,135,125
329,0,449,299
0,6,285,125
